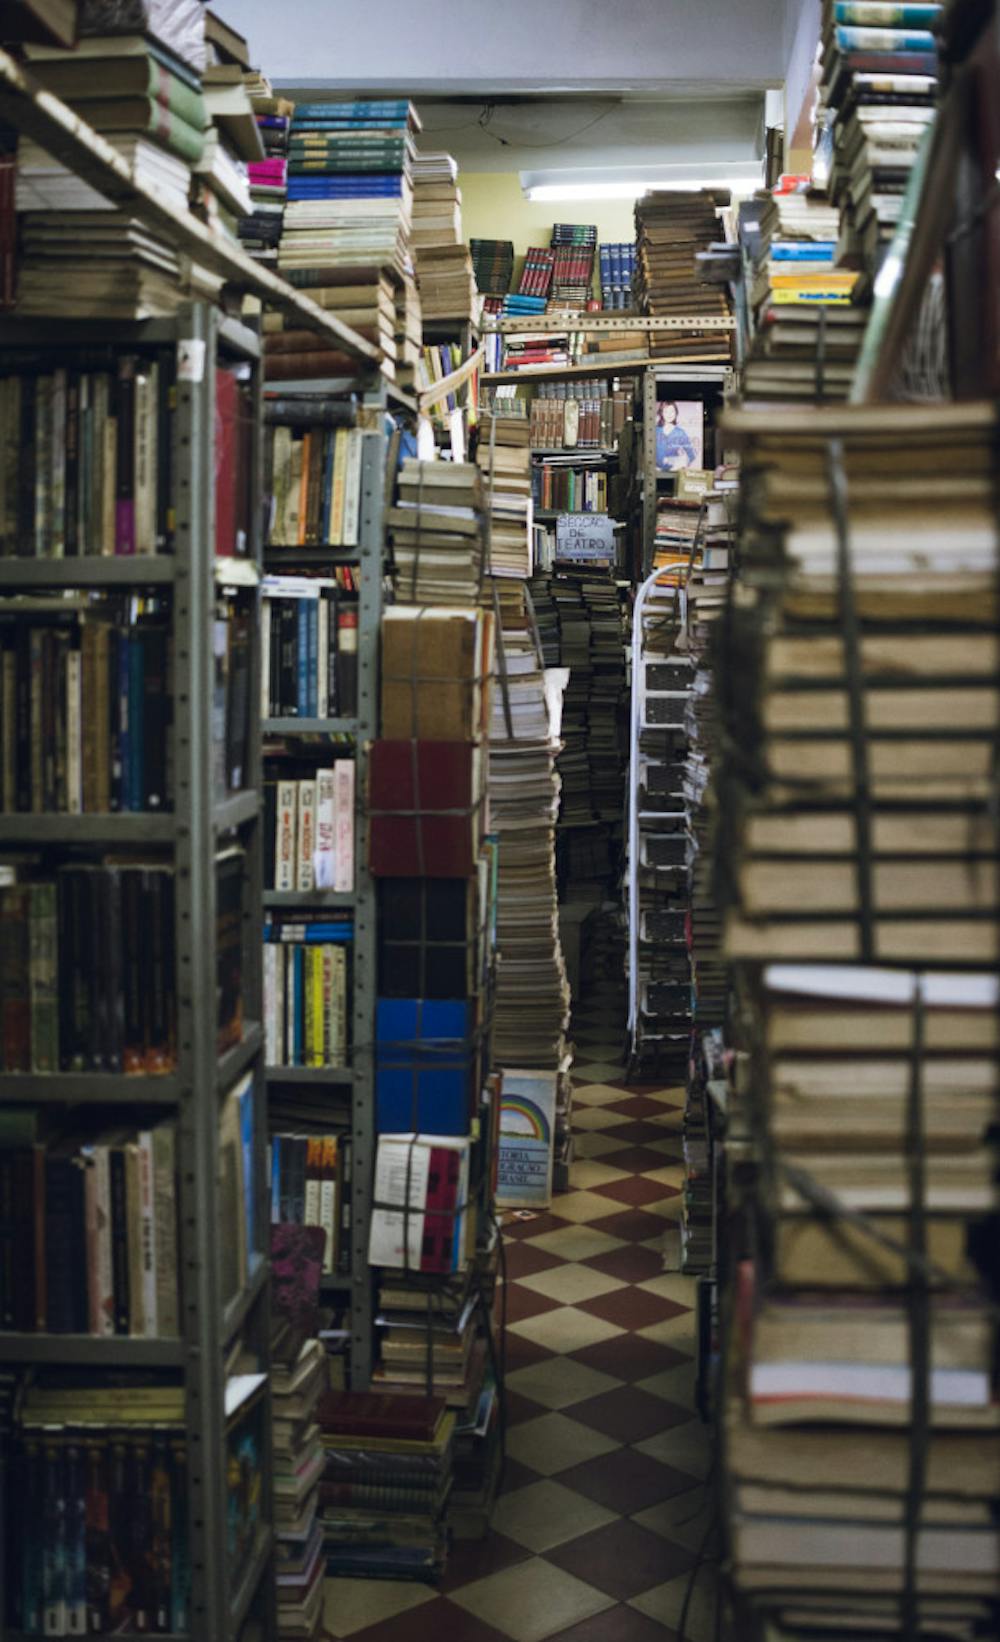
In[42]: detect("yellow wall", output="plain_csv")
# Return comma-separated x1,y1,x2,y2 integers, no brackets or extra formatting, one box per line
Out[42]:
459,171,636,294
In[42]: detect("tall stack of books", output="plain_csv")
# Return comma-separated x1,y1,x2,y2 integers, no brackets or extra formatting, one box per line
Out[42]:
395,271,424,391
17,15,210,317
716,400,1000,1631
240,73,295,266
272,1337,326,1640
599,240,636,309
316,1392,455,1582
387,460,488,605
194,15,261,245
821,0,940,277
742,185,865,402
470,237,514,297
280,98,417,272
549,222,598,305
634,191,732,362
411,152,478,321
488,582,571,1116
476,411,533,577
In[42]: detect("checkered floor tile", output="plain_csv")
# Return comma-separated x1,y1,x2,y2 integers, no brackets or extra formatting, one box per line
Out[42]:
322,1000,717,1640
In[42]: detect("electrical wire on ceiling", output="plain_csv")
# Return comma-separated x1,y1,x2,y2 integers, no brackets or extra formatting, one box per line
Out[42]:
421,98,618,147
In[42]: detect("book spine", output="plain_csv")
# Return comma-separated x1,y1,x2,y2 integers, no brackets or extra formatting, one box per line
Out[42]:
333,759,354,894
124,1143,144,1338
152,1125,178,1336
109,1148,130,1336
276,779,297,891
297,778,316,893
115,358,135,556
137,1130,157,1338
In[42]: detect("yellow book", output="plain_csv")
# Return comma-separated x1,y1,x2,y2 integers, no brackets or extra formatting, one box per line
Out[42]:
329,426,349,548
310,947,325,1068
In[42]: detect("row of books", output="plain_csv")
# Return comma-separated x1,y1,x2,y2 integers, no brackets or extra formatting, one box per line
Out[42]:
263,923,351,1070
0,1123,179,1337
269,1133,345,1274
265,421,370,548
387,459,488,605
528,386,629,450
469,238,514,296
261,579,358,720
533,462,609,513
599,240,635,308
264,764,355,892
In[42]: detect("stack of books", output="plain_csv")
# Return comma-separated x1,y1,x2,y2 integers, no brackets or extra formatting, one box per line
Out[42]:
634,190,733,361
17,19,210,317
822,0,940,276
194,17,262,242
411,152,477,320
280,98,417,271
272,1338,326,1640
715,399,1000,1631
395,270,424,390
599,240,636,309
502,331,571,370
488,583,571,1076
476,413,533,577
373,1269,486,1406
517,246,556,299
240,75,295,266
470,237,514,296
316,1391,455,1582
549,222,598,305
387,460,488,605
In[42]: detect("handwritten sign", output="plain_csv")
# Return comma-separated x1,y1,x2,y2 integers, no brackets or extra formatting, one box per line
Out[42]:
555,511,616,564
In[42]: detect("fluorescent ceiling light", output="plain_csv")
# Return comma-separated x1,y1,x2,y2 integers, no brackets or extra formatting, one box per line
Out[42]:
522,178,755,201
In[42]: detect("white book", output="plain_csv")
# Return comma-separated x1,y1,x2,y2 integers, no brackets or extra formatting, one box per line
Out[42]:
333,759,354,893
133,358,157,554
263,944,279,1064
275,779,297,891
65,648,82,813
341,428,364,547
296,779,316,892
84,1144,114,1336
136,1130,158,1337
318,1132,338,1275
314,769,336,889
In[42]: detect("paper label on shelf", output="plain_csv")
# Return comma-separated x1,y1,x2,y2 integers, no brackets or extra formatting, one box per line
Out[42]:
177,339,207,384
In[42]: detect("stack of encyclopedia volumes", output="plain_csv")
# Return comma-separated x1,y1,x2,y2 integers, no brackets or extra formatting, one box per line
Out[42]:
549,223,598,306
599,241,635,309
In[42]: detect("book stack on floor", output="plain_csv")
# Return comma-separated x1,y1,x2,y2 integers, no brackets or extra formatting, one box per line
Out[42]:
477,411,533,577
271,1337,326,1639
17,8,211,317
316,1391,455,1582
715,400,1000,1631
488,583,572,1175
470,238,515,300
599,240,636,309
239,74,295,266
741,184,865,401
549,222,598,306
821,0,940,278
387,460,488,605
634,190,732,362
411,152,477,321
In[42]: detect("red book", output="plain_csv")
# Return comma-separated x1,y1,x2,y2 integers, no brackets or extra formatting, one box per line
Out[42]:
317,1390,447,1441
369,740,482,877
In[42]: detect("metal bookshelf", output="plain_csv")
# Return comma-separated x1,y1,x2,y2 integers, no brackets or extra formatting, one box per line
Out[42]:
639,363,734,574
262,382,388,1391
0,303,272,1641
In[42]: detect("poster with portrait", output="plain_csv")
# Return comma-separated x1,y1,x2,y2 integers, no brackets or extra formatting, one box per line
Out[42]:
655,399,705,473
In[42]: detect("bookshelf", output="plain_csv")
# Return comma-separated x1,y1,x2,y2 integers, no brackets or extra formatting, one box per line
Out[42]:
638,362,733,575
261,378,388,1392
0,302,271,1640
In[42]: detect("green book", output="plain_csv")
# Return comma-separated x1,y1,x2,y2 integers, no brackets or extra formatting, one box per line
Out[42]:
33,54,206,139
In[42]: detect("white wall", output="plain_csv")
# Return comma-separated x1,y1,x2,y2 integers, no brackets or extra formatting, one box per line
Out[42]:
236,0,790,93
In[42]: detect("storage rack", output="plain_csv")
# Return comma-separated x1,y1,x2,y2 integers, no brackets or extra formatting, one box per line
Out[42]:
261,376,390,1390
0,303,272,1642
0,51,387,1642
638,363,733,575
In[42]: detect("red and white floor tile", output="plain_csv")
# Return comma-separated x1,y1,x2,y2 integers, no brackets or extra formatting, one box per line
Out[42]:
322,1012,717,1641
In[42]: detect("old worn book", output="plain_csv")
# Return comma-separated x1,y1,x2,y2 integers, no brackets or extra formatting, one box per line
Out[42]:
380,606,493,742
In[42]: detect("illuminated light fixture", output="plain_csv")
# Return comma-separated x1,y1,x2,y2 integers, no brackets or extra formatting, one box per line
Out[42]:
521,162,764,202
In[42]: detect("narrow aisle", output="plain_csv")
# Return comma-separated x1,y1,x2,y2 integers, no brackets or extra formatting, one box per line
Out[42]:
321,996,717,1641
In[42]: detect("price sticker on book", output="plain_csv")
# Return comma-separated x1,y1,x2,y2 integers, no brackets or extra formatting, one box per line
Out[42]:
555,511,616,564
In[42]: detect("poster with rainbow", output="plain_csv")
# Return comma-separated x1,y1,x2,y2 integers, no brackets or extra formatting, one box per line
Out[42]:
495,1069,558,1209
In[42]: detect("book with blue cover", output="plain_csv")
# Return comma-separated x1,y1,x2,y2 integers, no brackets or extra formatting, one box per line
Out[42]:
286,179,405,199
834,24,937,50
833,2,941,22
375,999,475,1135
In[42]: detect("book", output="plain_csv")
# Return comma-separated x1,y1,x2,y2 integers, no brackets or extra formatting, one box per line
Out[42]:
368,1134,471,1275
368,741,485,878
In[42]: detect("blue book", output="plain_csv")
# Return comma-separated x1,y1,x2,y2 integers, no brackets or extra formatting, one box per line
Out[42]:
270,1136,282,1222
835,23,936,49
286,179,404,198
237,1078,256,1258
834,1,940,21
296,599,309,717
263,925,353,942
375,998,474,1135
770,241,837,259
291,116,411,131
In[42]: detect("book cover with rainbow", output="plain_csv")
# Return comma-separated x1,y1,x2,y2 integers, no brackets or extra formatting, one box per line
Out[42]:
496,1069,557,1209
